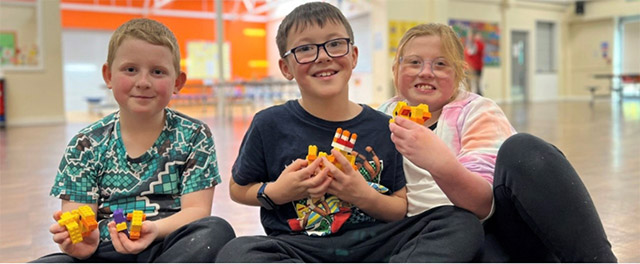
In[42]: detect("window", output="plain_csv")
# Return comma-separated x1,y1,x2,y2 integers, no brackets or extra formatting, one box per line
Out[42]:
536,21,555,73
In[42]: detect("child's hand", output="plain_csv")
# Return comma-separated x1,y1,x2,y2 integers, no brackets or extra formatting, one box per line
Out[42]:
389,116,453,172
324,149,376,205
272,157,331,202
108,220,158,255
50,211,99,260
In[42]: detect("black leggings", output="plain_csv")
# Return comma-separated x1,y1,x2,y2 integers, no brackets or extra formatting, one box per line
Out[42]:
31,216,235,263
478,133,617,262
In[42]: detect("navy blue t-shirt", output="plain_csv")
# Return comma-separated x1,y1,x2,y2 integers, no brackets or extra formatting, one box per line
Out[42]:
232,100,406,236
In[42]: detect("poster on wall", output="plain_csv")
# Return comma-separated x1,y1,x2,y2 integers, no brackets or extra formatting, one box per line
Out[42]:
186,41,231,81
0,0,42,70
388,20,421,58
449,19,501,67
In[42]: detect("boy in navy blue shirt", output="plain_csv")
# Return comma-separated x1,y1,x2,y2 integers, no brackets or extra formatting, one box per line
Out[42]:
216,2,482,262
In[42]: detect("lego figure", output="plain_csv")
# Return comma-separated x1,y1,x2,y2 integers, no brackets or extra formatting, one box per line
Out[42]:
113,208,128,235
58,211,83,244
306,128,357,171
78,205,98,237
57,205,98,244
389,101,431,125
293,128,389,235
126,210,146,240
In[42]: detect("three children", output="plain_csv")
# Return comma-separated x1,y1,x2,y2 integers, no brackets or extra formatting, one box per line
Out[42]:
37,3,615,263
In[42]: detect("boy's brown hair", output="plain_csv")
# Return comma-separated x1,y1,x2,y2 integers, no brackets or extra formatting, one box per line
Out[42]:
392,23,470,99
276,2,354,57
106,18,181,74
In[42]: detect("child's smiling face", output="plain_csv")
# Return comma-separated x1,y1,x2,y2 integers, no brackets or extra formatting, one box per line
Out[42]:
278,21,358,100
103,37,183,117
396,35,456,112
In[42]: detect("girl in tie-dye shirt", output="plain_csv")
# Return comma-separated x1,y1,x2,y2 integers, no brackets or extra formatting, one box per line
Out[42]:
379,23,616,262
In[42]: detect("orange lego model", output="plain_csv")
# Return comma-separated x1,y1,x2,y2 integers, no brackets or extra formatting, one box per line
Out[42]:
78,205,98,237
126,210,146,240
306,128,358,171
389,101,431,125
57,205,98,244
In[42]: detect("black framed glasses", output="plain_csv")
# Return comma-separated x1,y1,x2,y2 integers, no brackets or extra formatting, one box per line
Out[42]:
398,55,452,78
283,38,353,64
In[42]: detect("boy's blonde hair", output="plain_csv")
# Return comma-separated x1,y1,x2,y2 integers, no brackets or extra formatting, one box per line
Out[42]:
276,2,354,57
392,23,469,100
107,18,181,74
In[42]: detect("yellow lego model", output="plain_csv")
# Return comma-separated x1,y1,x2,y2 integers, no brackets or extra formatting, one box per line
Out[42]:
58,211,83,244
57,205,98,244
389,101,431,125
126,210,146,240
78,205,98,237
306,128,358,171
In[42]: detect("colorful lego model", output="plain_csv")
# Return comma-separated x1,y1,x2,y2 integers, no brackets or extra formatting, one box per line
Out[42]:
389,101,431,125
306,128,358,171
77,205,98,237
290,128,395,236
113,208,128,235
126,210,146,240
57,205,98,244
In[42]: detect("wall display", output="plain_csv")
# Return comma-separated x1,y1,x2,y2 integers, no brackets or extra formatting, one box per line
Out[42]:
186,41,231,81
0,0,42,70
388,20,420,58
449,19,501,67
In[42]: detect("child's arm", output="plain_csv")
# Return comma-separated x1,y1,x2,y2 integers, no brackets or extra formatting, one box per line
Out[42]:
108,187,214,254
389,116,493,219
229,157,330,206
50,201,100,260
324,149,408,222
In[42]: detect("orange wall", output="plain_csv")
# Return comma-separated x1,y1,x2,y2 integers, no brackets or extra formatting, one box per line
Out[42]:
61,9,268,83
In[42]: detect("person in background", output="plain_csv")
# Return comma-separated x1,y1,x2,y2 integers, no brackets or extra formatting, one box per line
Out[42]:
379,23,617,262
465,31,484,96
33,18,235,263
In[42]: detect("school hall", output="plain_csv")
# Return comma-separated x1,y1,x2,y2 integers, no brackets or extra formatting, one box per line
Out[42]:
0,0,638,262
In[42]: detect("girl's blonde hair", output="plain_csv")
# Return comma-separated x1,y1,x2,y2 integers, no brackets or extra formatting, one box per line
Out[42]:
392,23,469,100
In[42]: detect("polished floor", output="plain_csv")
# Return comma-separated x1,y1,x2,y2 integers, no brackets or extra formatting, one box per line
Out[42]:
0,98,638,262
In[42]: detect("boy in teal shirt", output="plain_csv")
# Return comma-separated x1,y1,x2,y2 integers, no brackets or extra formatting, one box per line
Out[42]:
35,18,234,262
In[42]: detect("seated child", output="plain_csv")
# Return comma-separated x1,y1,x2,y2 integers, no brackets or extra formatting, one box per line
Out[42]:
380,23,616,262
215,2,483,262
32,18,235,263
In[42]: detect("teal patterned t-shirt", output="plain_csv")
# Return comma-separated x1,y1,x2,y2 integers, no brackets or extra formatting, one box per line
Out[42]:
50,108,221,241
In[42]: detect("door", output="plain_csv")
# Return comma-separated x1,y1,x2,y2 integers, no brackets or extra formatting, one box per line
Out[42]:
511,31,528,102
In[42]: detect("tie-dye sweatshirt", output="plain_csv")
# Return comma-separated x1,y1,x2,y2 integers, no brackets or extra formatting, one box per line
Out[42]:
378,90,516,217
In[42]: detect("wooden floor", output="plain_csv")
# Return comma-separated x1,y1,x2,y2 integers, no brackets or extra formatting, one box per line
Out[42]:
1,99,638,262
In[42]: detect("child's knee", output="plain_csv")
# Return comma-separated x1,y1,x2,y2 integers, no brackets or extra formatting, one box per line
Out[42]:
192,216,236,244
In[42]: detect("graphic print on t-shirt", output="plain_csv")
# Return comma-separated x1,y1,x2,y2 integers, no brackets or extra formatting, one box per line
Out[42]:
288,142,388,237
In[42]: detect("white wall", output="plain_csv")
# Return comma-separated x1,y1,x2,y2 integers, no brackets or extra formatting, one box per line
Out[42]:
349,13,373,104
622,20,640,74
3,0,64,126
567,19,614,99
62,30,112,112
